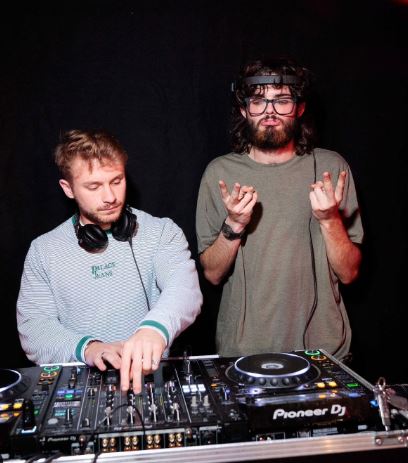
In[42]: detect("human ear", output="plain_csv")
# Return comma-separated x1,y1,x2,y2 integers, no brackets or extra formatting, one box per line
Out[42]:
59,179,75,199
296,101,305,117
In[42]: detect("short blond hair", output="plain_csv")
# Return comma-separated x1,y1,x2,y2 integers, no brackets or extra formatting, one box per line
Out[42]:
54,130,128,181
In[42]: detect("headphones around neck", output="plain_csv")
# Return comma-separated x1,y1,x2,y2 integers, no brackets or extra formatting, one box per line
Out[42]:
74,206,137,252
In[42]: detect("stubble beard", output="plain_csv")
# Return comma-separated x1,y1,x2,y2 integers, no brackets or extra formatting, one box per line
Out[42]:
80,203,124,228
247,116,299,151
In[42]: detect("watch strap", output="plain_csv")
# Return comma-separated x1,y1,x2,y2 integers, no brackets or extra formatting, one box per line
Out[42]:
220,220,245,240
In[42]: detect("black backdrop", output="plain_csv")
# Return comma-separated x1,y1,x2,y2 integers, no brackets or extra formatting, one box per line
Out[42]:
1,0,407,385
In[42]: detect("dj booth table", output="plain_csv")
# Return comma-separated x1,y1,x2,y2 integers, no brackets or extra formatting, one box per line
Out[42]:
5,430,408,462
2,350,408,462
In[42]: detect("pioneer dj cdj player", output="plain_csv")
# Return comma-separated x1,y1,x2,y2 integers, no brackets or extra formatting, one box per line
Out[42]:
0,349,402,461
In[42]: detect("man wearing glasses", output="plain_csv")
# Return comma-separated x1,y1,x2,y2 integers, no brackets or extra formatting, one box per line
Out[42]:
195,57,363,361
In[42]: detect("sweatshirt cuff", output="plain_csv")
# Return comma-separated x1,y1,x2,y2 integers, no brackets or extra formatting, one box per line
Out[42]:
75,336,97,363
138,320,169,345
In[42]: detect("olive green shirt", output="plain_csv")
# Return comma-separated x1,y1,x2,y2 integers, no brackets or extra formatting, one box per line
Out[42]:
196,149,363,360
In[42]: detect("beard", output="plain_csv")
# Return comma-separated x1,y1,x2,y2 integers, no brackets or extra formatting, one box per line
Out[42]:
247,116,299,151
80,202,124,228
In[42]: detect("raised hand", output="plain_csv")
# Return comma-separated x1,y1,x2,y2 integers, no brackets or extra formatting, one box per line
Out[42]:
219,180,258,232
309,171,346,222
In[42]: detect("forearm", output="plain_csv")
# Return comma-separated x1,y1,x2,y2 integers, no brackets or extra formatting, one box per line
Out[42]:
150,223,202,346
200,233,242,285
144,259,202,346
319,215,362,284
17,315,86,364
17,248,87,364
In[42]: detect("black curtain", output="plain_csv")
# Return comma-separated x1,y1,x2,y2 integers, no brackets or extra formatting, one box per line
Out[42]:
1,0,407,384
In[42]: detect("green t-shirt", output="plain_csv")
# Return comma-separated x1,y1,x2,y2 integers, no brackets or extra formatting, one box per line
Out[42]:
196,149,363,360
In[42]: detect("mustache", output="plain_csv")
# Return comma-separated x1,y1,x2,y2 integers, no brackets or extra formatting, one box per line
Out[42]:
98,202,122,212
261,115,279,121
257,115,281,127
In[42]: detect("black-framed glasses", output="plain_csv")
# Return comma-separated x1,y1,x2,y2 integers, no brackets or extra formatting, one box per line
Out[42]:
244,96,297,116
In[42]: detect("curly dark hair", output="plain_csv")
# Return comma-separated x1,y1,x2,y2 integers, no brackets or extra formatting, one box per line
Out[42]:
231,57,316,155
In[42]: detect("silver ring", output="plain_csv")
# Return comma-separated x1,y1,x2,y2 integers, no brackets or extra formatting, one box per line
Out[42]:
152,359,159,367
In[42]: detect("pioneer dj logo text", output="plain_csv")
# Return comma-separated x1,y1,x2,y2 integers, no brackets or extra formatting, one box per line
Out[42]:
272,404,346,420
91,262,116,279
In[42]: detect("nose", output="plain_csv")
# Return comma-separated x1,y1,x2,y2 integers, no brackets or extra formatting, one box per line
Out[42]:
101,185,116,204
265,100,275,115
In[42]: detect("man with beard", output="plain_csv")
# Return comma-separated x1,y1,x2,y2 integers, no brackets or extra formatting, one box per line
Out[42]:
17,129,202,393
195,57,363,361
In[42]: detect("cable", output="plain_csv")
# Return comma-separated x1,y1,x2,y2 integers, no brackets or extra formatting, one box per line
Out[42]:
24,455,44,463
134,403,146,437
128,238,151,311
90,450,103,463
302,151,347,357
42,452,65,463
303,152,318,349
96,402,128,428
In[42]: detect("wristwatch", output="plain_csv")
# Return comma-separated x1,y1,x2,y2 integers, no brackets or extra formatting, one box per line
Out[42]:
220,220,245,240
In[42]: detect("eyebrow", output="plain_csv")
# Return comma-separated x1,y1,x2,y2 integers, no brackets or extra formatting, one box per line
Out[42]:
83,174,124,187
252,93,293,99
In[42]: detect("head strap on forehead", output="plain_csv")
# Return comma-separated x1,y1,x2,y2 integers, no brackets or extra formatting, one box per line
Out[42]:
244,75,299,86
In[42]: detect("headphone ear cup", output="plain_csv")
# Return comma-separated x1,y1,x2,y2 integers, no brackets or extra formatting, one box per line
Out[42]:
77,223,109,251
111,208,137,242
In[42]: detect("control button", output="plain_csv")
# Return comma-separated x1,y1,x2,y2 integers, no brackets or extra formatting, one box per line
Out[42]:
270,378,278,386
38,379,53,385
43,366,60,373
311,355,327,361
282,378,291,386
65,408,73,424
22,399,36,429
40,371,58,378
47,417,59,426
316,382,326,389
304,350,320,356
327,381,337,388
346,382,360,388
82,417,91,427
258,378,266,386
